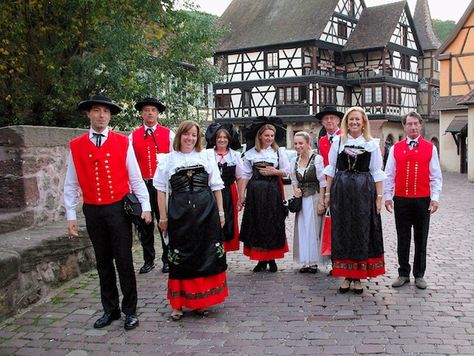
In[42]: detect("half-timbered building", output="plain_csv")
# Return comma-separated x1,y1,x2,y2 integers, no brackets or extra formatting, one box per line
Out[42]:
213,0,424,146
434,1,474,180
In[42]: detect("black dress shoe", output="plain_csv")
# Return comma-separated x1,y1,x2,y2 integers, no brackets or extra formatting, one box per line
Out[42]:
124,314,139,330
161,262,169,273
268,260,278,273
252,261,267,272
139,263,155,274
93,309,121,329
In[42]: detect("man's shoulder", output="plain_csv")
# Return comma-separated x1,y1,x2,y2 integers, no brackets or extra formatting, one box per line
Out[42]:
70,132,89,145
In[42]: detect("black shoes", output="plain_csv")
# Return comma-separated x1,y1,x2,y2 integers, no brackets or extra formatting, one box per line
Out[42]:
93,309,121,329
338,278,352,294
139,263,155,274
124,314,139,330
253,261,267,272
268,260,278,273
161,261,169,273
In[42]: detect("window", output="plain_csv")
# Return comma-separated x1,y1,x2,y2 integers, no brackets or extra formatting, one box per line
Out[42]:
242,89,251,108
338,21,347,39
400,54,411,71
364,87,372,104
401,25,408,47
265,51,278,69
320,85,336,105
386,86,401,105
375,87,383,102
302,48,313,75
278,86,308,104
349,0,355,16
215,94,231,109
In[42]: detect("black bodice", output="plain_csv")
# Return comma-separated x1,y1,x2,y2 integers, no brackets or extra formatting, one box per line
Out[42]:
170,165,209,192
336,146,371,172
219,162,236,186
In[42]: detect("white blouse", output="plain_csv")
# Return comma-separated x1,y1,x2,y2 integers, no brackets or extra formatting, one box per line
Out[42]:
290,153,327,188
213,149,244,179
323,135,386,182
153,149,225,192
241,146,291,180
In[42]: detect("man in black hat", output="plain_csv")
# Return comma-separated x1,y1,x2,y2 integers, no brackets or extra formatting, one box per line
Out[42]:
130,97,174,274
64,95,152,330
315,105,344,168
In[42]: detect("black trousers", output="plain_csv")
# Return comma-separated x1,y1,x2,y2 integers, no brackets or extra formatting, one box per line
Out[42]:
393,196,431,278
83,201,137,315
138,180,168,265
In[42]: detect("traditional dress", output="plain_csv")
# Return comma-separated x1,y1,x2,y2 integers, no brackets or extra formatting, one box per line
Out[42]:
214,149,243,252
240,146,290,260
153,149,228,310
323,135,386,279
290,152,328,267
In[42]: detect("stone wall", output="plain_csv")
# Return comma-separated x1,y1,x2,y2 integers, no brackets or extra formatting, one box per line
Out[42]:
0,126,86,233
0,126,96,320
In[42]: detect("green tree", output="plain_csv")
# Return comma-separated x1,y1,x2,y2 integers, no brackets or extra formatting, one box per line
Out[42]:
0,1,223,129
432,19,457,43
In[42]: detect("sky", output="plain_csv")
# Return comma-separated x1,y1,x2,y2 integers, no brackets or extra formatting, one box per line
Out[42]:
189,0,470,22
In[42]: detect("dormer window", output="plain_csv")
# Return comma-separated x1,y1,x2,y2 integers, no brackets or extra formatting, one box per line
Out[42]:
338,21,348,39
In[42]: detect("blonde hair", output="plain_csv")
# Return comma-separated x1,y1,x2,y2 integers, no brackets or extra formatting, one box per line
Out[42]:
173,120,203,152
294,131,311,144
255,124,279,152
340,106,373,143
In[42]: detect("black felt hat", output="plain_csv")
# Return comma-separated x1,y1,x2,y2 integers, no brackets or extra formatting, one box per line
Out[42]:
135,97,166,113
244,116,286,150
78,95,122,115
314,105,344,121
205,122,241,150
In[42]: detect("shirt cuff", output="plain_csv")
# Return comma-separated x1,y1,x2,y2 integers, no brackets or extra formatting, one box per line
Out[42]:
431,193,439,202
66,210,77,221
141,202,152,212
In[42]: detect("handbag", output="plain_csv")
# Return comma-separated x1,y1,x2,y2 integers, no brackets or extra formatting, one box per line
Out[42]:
123,193,143,226
320,208,332,256
287,196,302,213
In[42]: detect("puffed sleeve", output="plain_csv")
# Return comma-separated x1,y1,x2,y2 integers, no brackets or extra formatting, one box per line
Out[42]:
278,147,290,174
233,149,245,179
240,153,253,180
315,155,327,188
206,150,225,191
323,136,340,177
368,141,387,182
153,153,169,192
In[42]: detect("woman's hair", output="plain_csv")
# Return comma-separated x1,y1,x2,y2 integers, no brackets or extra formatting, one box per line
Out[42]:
214,128,231,148
255,124,279,152
340,106,373,142
173,120,202,152
294,131,311,144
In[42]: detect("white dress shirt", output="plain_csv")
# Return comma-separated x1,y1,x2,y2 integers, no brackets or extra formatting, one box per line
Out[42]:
383,136,442,201
323,135,386,182
241,146,291,180
153,149,225,192
128,123,175,152
64,128,151,221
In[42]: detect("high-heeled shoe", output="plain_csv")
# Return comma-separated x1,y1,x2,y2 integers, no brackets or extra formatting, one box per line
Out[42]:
268,260,278,272
253,261,267,272
338,278,352,294
353,279,364,294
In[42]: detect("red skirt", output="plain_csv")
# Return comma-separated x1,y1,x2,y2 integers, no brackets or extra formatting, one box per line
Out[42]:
243,242,289,261
332,256,385,279
167,272,228,310
223,183,240,252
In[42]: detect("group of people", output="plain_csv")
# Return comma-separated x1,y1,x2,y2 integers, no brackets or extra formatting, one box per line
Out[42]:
64,95,442,331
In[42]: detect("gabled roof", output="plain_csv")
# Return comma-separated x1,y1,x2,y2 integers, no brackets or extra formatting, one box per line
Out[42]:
344,1,419,52
458,89,474,105
438,0,474,54
432,95,467,111
413,0,441,50
215,0,339,53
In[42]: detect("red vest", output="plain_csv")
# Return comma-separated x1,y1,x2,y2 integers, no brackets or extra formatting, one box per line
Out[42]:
393,137,432,198
319,129,340,167
132,125,171,179
70,131,131,205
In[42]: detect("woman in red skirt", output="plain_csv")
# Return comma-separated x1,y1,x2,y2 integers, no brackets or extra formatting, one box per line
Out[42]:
154,120,228,320
205,123,243,252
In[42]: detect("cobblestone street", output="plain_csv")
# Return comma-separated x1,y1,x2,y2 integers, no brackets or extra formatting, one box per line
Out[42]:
1,172,473,355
